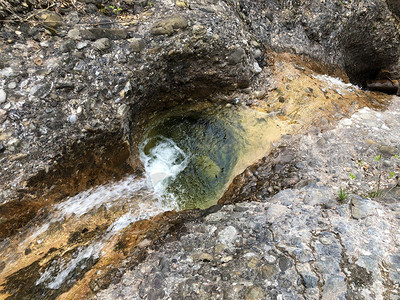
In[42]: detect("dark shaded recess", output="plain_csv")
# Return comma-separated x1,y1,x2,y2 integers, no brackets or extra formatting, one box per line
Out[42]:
340,9,400,86
0,131,133,241
128,47,250,157
387,0,400,18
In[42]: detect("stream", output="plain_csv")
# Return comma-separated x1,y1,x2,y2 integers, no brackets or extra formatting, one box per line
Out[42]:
0,102,286,297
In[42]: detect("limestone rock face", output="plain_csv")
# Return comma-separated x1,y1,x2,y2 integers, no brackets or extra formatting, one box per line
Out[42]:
0,0,400,299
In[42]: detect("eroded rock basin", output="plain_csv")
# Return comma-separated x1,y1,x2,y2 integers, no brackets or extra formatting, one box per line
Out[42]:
0,100,287,299
0,55,395,299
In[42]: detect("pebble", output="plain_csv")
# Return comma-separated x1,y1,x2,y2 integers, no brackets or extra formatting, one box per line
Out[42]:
253,61,262,73
76,41,88,50
93,38,111,51
0,67,13,77
67,114,77,124
0,89,6,103
7,82,17,89
217,226,238,245
351,196,374,219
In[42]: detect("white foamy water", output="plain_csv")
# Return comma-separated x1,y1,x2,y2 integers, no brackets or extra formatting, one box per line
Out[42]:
314,74,360,92
34,173,177,289
37,200,168,290
140,136,189,199
54,175,148,218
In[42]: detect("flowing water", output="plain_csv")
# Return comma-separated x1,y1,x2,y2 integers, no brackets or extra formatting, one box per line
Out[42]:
0,102,287,296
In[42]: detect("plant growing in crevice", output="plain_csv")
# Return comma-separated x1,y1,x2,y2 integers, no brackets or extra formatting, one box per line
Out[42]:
353,153,400,199
338,187,348,202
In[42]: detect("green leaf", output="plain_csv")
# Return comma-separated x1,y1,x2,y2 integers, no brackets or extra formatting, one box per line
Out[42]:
374,155,381,162
349,172,356,180
390,171,396,178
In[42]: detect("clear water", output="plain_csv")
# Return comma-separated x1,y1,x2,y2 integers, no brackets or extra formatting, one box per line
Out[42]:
139,103,243,209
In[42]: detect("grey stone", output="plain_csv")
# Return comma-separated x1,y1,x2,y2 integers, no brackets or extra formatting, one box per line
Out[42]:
217,226,237,245
0,89,6,103
59,39,76,53
76,41,88,50
302,274,318,288
67,114,77,124
93,38,112,51
150,16,188,36
0,67,13,77
81,28,128,41
129,38,145,53
321,276,346,300
67,28,81,40
7,82,16,89
253,61,262,73
33,83,52,99
229,48,245,65
0,109,6,123
351,196,374,219
379,145,398,157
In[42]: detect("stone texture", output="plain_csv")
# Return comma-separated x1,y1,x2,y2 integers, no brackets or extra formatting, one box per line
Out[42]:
150,15,188,35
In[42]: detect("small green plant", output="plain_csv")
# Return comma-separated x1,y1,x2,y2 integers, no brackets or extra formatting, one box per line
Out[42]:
100,4,123,15
389,171,396,178
375,155,381,162
338,187,348,202
349,172,356,180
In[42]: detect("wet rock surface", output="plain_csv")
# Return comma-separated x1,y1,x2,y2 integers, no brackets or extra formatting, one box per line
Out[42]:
0,0,400,299
97,98,400,300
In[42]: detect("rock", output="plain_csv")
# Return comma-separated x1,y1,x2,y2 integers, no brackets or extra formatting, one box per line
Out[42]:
379,145,398,157
59,39,76,53
150,15,188,36
265,204,289,222
93,38,111,51
302,274,318,288
192,252,213,262
32,83,52,99
0,89,6,103
350,196,374,219
67,28,81,40
39,12,63,28
195,156,220,179
322,276,347,300
81,28,128,41
0,67,13,77
229,48,245,65
67,114,77,124
192,24,206,36
128,38,145,53
252,90,266,99
253,61,262,73
217,226,237,245
245,286,265,300
0,109,6,123
7,82,16,89
76,41,88,50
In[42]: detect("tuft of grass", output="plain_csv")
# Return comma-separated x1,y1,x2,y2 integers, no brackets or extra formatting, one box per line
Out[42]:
338,187,348,202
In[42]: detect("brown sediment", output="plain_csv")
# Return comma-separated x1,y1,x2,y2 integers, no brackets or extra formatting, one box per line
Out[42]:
0,131,134,241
